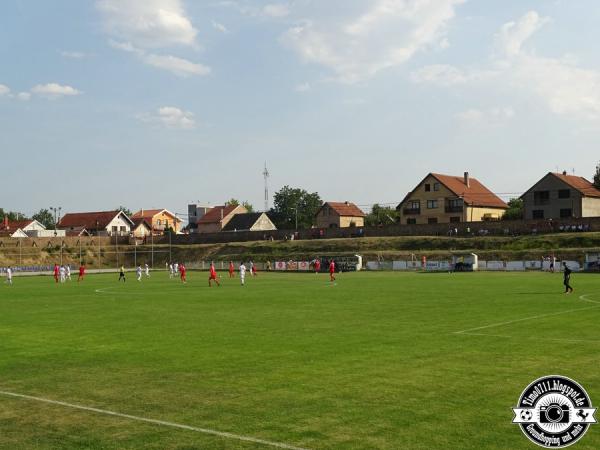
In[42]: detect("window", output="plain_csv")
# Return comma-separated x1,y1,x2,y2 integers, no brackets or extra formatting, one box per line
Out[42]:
560,208,572,218
450,217,461,223
157,219,162,226
532,210,544,219
120,226,126,232
428,218,438,224
409,201,420,210
448,199,462,208
433,183,440,191
558,189,571,199
112,226,117,232
424,184,431,192
407,218,416,225
533,190,550,205
427,200,438,209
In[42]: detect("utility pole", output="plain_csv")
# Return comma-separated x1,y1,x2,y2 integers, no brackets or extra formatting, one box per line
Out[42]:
263,163,270,212
50,206,61,235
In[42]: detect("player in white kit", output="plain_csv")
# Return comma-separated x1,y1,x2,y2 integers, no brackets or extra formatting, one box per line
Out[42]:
5,267,12,285
239,262,247,286
169,263,174,278
59,265,66,283
145,263,150,278
136,265,142,281
66,265,71,281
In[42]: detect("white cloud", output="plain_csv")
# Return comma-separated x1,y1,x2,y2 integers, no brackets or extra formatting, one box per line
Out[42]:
143,53,211,77
138,106,196,129
0,84,10,96
96,0,197,48
31,83,82,98
456,107,515,125
411,64,470,85
17,92,31,101
439,37,450,49
413,10,600,121
263,4,290,18
495,10,549,58
294,82,310,92
99,2,210,77
109,39,210,77
212,20,229,33
281,0,464,83
61,51,86,59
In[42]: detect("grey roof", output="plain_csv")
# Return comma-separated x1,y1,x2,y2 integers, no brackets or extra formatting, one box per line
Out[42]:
222,212,269,232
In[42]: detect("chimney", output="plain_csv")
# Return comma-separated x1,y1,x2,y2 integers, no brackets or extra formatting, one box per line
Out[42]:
562,170,567,176
221,208,224,220
464,172,470,188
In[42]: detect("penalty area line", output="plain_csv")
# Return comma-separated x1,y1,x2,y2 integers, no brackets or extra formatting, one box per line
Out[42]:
453,293,600,335
0,390,310,450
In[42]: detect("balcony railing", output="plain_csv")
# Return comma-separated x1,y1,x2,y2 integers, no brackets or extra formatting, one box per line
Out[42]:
403,208,421,215
445,206,464,213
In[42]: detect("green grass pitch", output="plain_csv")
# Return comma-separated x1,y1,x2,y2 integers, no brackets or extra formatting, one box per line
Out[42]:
1,270,599,449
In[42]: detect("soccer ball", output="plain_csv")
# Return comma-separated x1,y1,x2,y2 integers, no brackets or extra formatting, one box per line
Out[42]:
521,410,533,421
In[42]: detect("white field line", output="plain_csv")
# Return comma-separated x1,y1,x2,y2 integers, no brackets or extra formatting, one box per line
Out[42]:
453,293,600,341
0,390,310,450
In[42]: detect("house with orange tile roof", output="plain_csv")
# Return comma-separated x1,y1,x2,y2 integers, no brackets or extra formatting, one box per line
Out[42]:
195,205,248,233
131,209,182,235
521,171,600,220
397,172,507,224
315,202,366,228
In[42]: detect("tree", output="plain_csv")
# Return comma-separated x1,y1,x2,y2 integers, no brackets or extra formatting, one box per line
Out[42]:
594,162,600,189
242,201,254,213
365,204,399,226
225,198,253,212
117,206,132,216
502,198,524,221
0,208,25,222
270,185,322,229
32,208,55,228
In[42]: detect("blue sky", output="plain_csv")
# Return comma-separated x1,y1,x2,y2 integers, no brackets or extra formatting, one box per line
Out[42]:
1,0,599,218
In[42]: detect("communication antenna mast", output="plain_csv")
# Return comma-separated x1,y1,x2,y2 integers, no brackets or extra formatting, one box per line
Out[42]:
263,162,270,212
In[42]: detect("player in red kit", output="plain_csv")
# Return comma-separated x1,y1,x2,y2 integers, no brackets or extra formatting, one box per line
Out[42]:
179,263,187,283
229,261,235,278
329,260,336,282
53,264,59,283
209,262,220,287
78,264,86,282
314,258,321,274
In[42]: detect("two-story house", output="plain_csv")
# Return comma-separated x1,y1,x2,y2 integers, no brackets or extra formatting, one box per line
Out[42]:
315,202,366,228
196,205,248,233
521,172,600,220
397,172,507,224
131,209,182,234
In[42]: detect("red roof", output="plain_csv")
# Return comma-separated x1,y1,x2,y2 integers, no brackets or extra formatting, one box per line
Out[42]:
58,211,131,229
430,173,507,208
320,202,365,217
552,172,600,198
0,219,35,231
131,209,181,222
197,205,243,224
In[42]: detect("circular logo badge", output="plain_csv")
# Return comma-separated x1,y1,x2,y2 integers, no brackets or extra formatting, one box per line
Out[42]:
513,375,597,448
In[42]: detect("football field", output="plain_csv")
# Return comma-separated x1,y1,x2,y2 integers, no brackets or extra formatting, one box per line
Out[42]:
1,270,599,449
